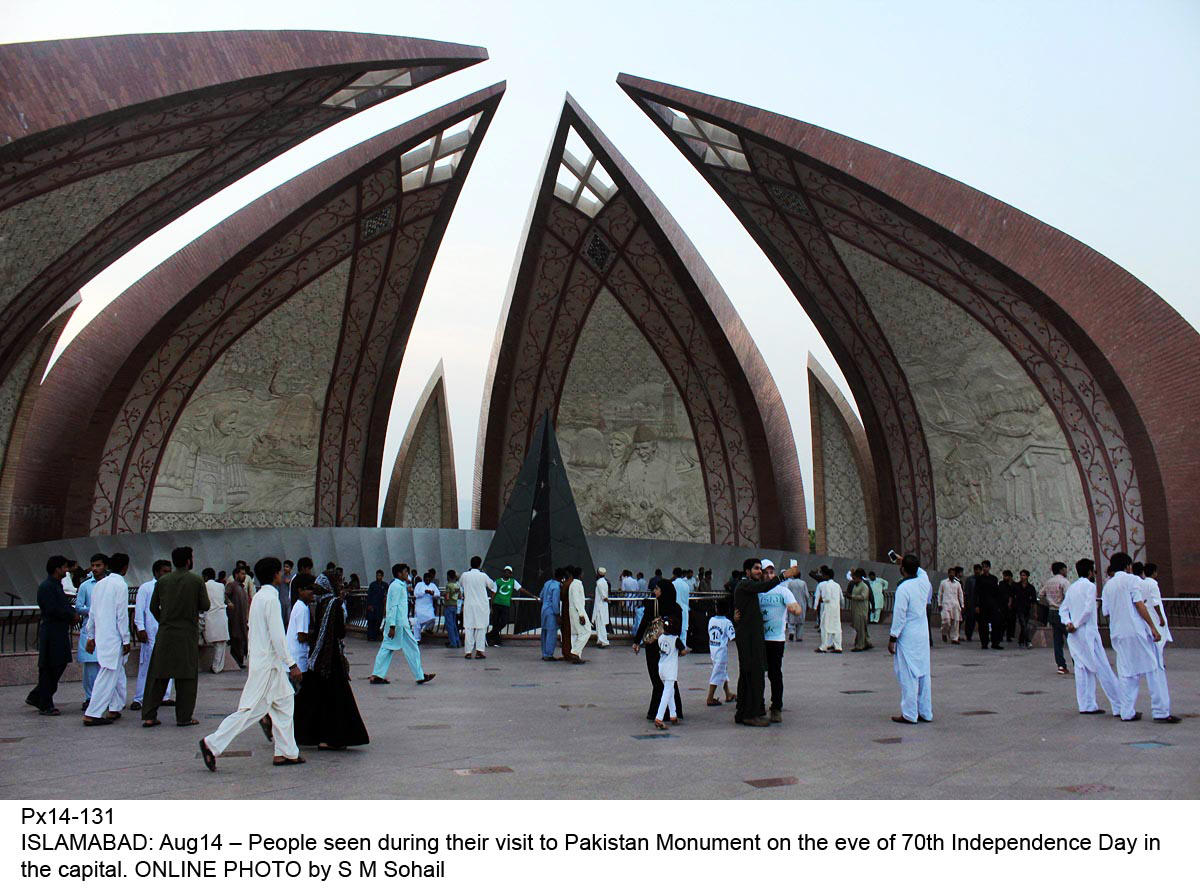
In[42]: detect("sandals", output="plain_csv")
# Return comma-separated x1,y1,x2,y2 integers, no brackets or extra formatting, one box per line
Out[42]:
653,720,667,730
199,739,217,772
142,719,161,728
272,756,306,766
176,719,200,727
259,717,274,743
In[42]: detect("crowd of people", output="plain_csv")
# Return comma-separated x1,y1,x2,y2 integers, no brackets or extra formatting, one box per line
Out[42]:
22,543,1182,773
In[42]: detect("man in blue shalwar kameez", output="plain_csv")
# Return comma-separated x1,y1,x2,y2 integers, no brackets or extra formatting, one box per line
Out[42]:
369,564,434,686
888,554,933,725
539,569,563,661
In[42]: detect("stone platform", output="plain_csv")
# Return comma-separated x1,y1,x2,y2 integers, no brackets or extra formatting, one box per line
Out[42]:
1,632,1195,799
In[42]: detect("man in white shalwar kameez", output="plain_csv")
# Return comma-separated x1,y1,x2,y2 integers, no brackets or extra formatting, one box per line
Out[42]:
200,557,304,769
83,553,133,724
566,566,593,663
815,569,843,653
1141,564,1172,660
888,555,933,724
1060,558,1122,715
202,567,231,673
591,568,611,648
1101,552,1179,723
459,556,495,659
132,559,173,709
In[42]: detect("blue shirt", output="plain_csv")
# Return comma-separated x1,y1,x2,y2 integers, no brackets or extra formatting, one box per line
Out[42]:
539,580,561,616
75,574,100,663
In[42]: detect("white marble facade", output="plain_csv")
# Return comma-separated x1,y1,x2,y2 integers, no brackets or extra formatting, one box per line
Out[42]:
556,289,708,543
832,237,1093,573
146,259,350,531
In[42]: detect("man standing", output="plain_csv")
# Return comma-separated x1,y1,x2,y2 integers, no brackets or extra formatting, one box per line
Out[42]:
733,558,802,726
75,553,107,711
938,567,964,644
785,569,810,642
1014,569,1037,649
1102,553,1179,723
365,570,388,642
489,566,527,646
566,566,593,664
442,570,463,649
226,565,250,669
1141,564,1172,660
592,568,611,648
370,564,434,684
814,568,843,653
1039,562,1070,673
997,570,1018,644
671,568,691,652
539,569,563,661
142,546,209,728
82,553,132,726
460,556,495,659
26,556,75,716
889,554,933,724
132,559,173,710
757,560,804,722
411,571,438,643
975,561,1002,650
286,581,314,674
622,570,642,636
277,560,295,627
848,568,873,651
1060,559,1122,716
200,557,305,770
963,564,981,642
202,567,231,673
867,571,888,625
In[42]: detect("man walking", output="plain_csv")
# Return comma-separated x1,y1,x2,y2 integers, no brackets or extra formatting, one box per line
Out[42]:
938,567,964,644
1014,569,1037,648
1102,553,1179,723
867,571,888,625
1060,559,1122,716
848,568,873,651
142,547,209,728
566,566,593,664
539,569,563,661
132,559,174,710
889,554,933,725
26,556,75,716
963,564,980,642
75,553,106,711
974,561,1002,649
814,567,843,653
592,567,611,648
82,553,132,726
200,557,305,770
460,557,495,659
370,564,434,684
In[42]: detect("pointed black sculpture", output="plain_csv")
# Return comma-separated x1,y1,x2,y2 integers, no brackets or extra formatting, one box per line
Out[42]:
483,412,596,617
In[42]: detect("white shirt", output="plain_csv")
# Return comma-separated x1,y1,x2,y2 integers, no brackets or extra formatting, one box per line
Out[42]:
620,576,638,592
890,573,932,678
1102,571,1152,642
595,577,610,601
412,581,436,622
459,568,496,628
286,600,310,672
134,579,159,639
85,573,131,670
759,584,798,642
237,583,295,709
203,579,230,643
938,579,964,612
708,615,735,659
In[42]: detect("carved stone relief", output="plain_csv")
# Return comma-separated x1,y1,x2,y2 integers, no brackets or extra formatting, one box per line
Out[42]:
815,391,870,560
556,288,708,543
146,258,350,531
832,237,1093,572
0,151,200,316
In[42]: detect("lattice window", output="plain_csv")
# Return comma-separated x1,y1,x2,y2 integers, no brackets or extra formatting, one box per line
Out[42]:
647,101,750,171
322,68,415,110
398,113,480,192
552,127,617,218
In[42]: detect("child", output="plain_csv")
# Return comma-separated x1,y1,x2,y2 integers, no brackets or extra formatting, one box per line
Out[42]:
655,614,686,729
706,599,737,706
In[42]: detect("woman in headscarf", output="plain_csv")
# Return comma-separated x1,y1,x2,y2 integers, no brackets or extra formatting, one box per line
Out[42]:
294,573,369,750
632,579,683,722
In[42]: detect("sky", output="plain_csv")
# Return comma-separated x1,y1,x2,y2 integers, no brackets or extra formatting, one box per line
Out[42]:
7,0,1198,527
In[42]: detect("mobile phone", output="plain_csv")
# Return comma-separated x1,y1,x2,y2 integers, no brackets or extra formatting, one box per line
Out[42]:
887,549,899,563
789,559,798,568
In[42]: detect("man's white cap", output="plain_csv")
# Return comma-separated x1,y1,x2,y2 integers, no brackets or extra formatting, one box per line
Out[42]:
597,567,606,575
761,558,775,570
503,565,513,572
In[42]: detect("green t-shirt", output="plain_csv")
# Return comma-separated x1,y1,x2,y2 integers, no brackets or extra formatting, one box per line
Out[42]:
495,577,518,606
443,582,461,607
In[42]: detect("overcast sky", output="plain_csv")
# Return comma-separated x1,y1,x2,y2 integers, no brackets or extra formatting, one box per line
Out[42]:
8,0,1198,527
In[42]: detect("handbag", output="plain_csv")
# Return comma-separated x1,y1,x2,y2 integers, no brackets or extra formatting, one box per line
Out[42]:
642,599,665,647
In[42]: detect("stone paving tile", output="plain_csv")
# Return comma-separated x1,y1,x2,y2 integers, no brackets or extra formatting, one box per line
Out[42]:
2,638,1197,799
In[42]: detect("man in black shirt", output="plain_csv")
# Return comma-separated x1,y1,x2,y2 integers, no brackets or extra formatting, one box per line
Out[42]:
733,557,802,726
26,555,76,716
997,570,1019,643
1014,569,1037,648
974,561,1003,650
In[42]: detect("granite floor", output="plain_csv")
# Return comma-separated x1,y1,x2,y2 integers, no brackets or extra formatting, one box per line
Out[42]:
2,630,1196,799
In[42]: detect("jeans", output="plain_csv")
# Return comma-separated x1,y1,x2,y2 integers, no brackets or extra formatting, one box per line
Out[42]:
1016,610,1031,646
443,605,461,648
1049,608,1067,668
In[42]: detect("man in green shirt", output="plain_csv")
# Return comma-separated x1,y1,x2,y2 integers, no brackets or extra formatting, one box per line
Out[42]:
488,566,530,647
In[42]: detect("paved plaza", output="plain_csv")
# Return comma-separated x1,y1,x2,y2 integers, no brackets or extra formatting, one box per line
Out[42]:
2,632,1196,800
